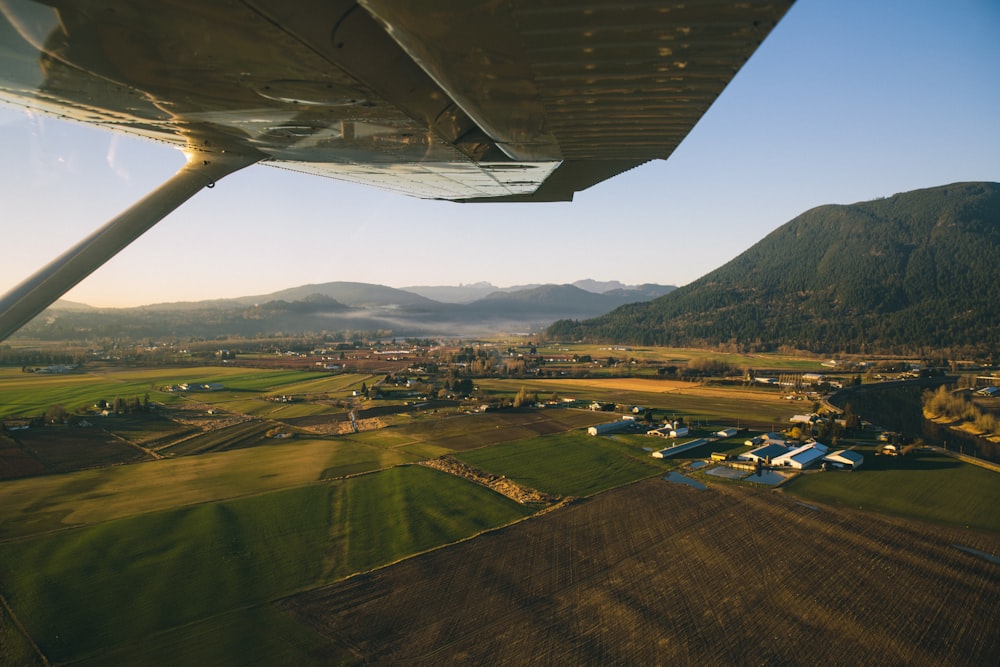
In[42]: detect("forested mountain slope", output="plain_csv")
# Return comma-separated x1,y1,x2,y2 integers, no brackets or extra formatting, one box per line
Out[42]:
548,183,1000,354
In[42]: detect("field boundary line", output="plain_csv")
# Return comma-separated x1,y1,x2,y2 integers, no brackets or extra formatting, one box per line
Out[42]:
0,593,49,666
933,447,1000,473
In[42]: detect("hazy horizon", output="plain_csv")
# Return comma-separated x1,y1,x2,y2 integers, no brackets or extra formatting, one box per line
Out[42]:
2,0,999,308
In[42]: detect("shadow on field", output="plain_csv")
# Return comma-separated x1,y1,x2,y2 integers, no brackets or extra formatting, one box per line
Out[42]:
861,451,962,472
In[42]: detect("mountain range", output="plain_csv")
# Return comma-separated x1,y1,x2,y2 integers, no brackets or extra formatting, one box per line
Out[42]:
548,182,1000,355
26,281,675,340
23,182,999,352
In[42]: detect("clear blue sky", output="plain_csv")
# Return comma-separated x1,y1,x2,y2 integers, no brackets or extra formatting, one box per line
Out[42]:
1,0,998,307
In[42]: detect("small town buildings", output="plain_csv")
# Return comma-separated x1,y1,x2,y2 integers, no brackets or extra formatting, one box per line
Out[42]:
823,449,864,470
716,428,738,438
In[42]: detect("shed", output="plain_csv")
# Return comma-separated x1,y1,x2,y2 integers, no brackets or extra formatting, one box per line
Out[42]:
823,449,864,470
587,420,632,436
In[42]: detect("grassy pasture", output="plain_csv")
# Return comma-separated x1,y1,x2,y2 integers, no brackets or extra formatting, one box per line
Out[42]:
0,439,418,539
783,448,1000,532
475,378,791,427
534,344,829,371
76,605,339,667
271,372,374,395
343,408,607,457
0,369,175,418
457,431,661,497
0,367,362,418
212,397,338,419
0,466,531,665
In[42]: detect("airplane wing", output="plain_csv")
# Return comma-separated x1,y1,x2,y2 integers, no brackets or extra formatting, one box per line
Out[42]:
0,0,792,338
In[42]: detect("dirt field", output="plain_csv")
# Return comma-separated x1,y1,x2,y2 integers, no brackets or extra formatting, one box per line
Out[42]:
283,480,1000,665
1,426,149,479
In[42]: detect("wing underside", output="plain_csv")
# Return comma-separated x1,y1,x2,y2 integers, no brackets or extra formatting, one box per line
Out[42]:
0,0,792,202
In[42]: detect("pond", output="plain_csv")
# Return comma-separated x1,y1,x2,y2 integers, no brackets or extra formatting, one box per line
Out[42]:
663,472,707,490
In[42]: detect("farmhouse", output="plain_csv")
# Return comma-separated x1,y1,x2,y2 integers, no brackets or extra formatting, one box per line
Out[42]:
178,382,225,392
771,442,829,469
761,432,792,446
587,420,633,436
646,425,688,438
789,414,818,426
823,449,864,470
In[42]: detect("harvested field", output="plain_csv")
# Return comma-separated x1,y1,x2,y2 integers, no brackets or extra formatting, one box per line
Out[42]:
0,435,46,479
283,480,1000,666
5,425,149,476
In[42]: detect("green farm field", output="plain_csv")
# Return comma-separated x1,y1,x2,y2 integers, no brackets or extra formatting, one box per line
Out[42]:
0,367,371,418
476,377,793,427
783,447,1000,532
1,360,997,664
457,431,662,497
0,438,417,539
535,344,831,371
0,465,532,665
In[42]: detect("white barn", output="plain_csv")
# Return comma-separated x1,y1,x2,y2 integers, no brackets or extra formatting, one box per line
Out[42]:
772,442,829,469
587,420,633,436
823,449,864,470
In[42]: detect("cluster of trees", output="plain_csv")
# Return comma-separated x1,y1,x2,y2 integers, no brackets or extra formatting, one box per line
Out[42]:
0,345,88,367
923,385,1000,438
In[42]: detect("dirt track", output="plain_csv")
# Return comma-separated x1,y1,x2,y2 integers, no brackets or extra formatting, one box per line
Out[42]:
283,480,999,665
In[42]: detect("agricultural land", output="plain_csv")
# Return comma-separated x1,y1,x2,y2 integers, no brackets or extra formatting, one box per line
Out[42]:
0,343,997,665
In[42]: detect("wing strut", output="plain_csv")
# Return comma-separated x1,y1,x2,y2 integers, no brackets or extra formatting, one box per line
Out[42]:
0,151,259,342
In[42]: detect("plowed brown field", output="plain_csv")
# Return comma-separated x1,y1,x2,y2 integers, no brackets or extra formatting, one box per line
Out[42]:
283,480,999,665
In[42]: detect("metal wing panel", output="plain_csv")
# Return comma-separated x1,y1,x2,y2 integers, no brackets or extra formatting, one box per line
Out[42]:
0,0,792,201
361,0,793,162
